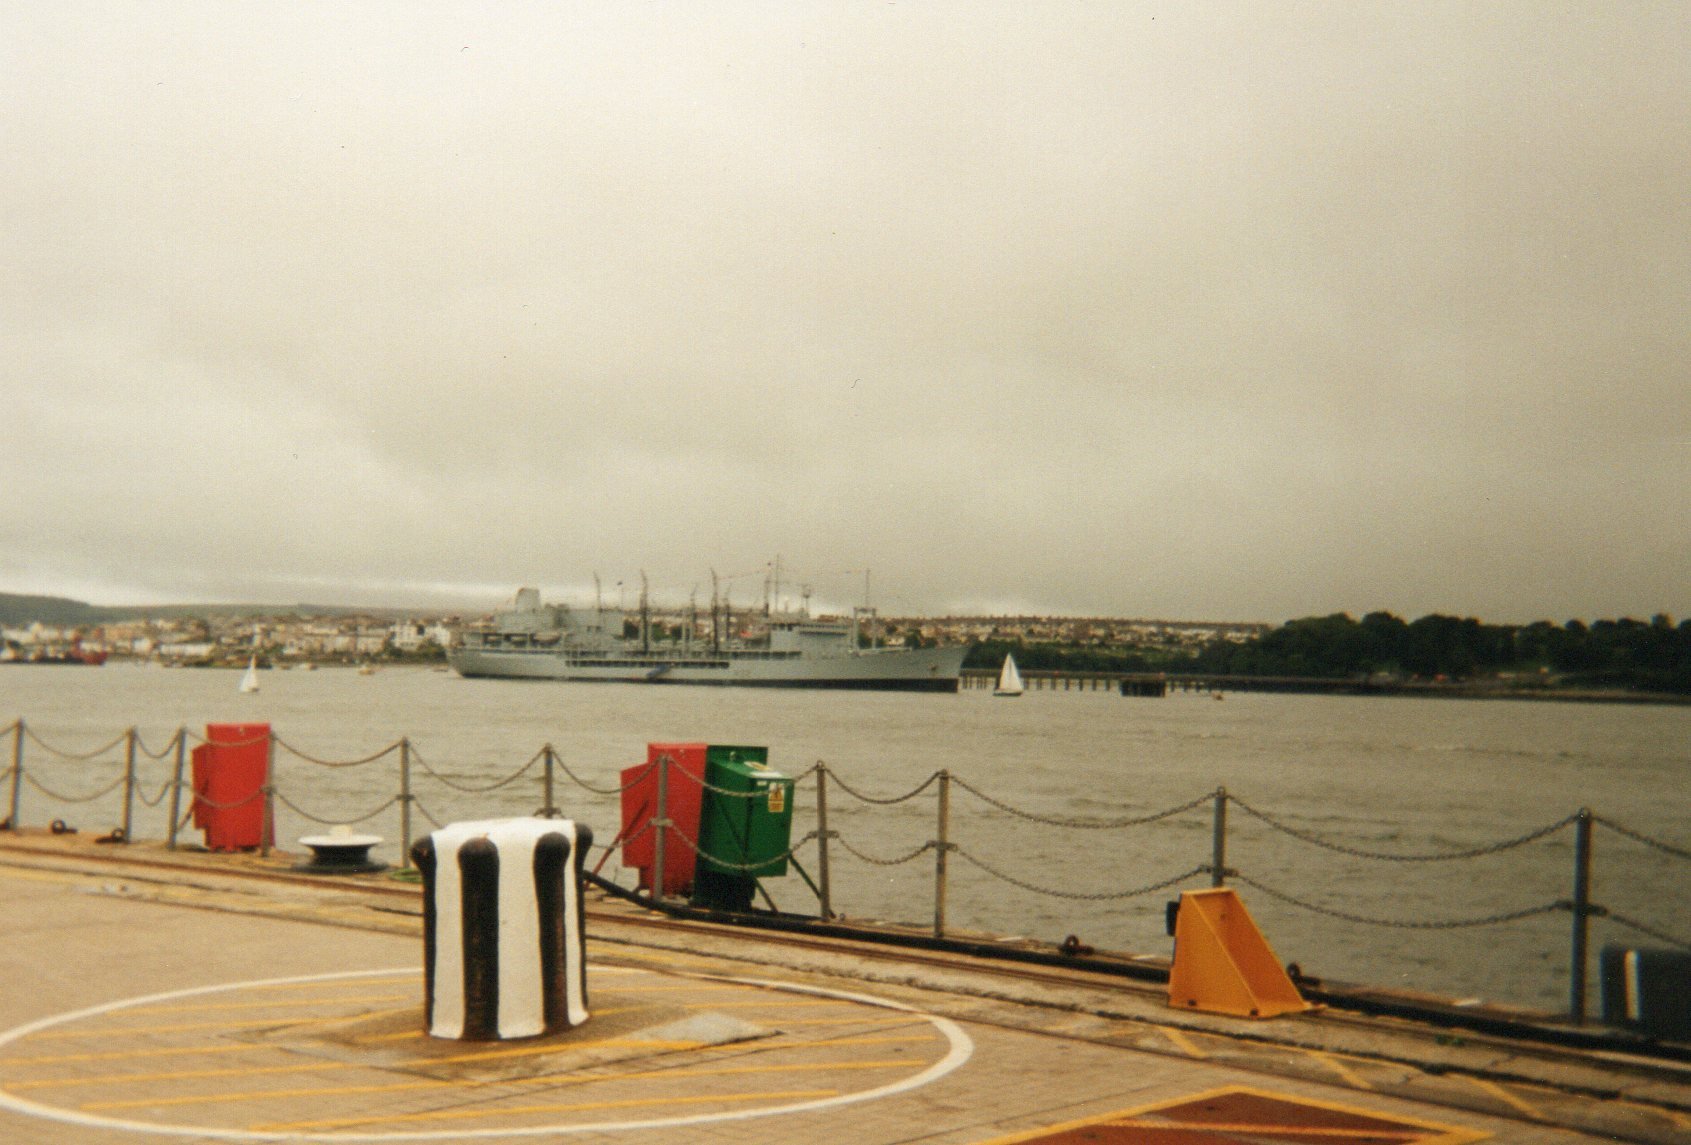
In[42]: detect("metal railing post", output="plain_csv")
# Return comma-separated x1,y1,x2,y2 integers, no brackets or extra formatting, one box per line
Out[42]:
399,737,413,868
121,727,137,842
815,762,833,919
651,753,670,906
934,770,951,939
541,744,558,818
1569,808,1594,1023
7,719,22,829
166,728,187,850
259,731,276,859
1211,786,1228,887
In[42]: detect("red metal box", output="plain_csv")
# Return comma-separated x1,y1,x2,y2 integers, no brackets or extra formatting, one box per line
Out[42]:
619,742,706,895
190,722,272,852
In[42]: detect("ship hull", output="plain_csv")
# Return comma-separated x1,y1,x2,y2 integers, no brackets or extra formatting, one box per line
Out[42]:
448,645,967,693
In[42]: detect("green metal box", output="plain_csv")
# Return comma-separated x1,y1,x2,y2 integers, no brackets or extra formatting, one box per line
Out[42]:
696,744,794,879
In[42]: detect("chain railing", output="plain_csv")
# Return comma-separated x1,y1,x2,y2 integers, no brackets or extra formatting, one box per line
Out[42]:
2,715,1686,1023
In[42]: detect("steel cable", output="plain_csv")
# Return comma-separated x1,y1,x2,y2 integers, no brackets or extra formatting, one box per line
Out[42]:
951,779,1212,829
827,770,942,805
273,790,399,827
1593,815,1691,861
133,731,185,761
22,727,130,761
657,821,818,872
409,795,445,830
1229,872,1564,930
664,761,817,799
184,786,262,810
271,737,401,768
410,745,543,793
184,728,271,749
952,849,1209,901
22,771,127,803
833,834,933,866
135,777,180,808
1229,797,1579,862
554,754,648,796
1603,910,1691,951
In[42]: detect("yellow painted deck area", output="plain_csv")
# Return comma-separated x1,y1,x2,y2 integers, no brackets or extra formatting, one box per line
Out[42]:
0,832,1686,1144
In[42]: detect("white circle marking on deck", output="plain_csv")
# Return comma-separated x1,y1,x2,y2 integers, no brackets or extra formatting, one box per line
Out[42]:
0,967,973,1141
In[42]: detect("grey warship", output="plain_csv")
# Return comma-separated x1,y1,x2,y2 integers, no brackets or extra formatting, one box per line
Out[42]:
450,587,967,692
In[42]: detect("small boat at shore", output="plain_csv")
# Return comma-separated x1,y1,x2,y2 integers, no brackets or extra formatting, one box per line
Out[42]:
239,656,260,694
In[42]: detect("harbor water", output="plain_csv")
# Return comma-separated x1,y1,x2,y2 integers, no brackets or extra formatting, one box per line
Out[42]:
3,663,1687,1014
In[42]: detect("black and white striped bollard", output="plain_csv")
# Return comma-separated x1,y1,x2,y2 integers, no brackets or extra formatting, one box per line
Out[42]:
411,818,593,1040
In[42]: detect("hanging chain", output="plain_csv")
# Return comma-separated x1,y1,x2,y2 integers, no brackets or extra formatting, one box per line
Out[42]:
1593,815,1691,861
827,770,942,805
952,849,1209,901
1230,873,1564,930
1229,796,1579,861
951,779,1212,828
409,744,545,793
273,791,400,827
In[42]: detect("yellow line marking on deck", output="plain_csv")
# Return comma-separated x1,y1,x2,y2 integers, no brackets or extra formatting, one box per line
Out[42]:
681,999,844,1008
1,1042,268,1067
1461,1075,1543,1120
345,1005,642,1044
1308,1048,1375,1089
124,992,412,1015
20,1031,710,1090
1155,1024,1209,1058
83,1058,917,1112
237,976,420,991
251,1088,840,1132
783,1034,938,1048
770,1017,914,1027
25,1006,415,1040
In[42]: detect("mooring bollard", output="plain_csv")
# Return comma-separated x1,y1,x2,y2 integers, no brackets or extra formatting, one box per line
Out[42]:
411,817,593,1041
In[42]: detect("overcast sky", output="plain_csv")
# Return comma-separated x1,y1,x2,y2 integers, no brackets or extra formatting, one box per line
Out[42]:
4,4,1687,623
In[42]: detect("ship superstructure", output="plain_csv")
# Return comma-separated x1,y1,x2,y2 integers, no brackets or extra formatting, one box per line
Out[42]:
449,586,966,692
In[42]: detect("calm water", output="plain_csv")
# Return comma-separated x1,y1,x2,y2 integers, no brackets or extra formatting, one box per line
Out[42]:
3,664,1688,1012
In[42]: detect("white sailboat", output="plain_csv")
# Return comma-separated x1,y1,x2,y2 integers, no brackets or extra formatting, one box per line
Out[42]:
239,655,259,694
993,654,1025,697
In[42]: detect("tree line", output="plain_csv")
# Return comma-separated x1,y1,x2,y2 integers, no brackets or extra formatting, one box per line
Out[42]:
1190,612,1691,693
962,612,1691,694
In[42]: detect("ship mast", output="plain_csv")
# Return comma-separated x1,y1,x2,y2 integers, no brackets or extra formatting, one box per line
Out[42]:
710,569,720,653
639,570,650,654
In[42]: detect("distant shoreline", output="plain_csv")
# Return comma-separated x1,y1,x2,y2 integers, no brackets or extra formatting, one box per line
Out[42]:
960,668,1691,705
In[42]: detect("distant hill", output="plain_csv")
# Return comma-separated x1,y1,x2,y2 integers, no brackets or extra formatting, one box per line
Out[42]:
0,593,106,627
0,593,421,627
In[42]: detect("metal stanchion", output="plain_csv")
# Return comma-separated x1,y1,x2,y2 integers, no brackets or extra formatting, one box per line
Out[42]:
399,737,413,869
934,770,951,939
651,753,670,906
541,744,558,818
7,719,23,829
815,761,833,919
259,731,276,858
121,727,137,842
1212,786,1228,887
1569,808,1594,1023
166,728,187,850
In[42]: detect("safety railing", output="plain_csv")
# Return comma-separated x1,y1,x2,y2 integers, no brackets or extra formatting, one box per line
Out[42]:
2,716,1686,1023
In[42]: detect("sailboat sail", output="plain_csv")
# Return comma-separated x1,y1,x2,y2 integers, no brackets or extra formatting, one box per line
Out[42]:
239,656,259,694
994,654,1024,696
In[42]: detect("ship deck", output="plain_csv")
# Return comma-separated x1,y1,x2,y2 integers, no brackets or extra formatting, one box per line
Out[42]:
0,829,1686,1144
